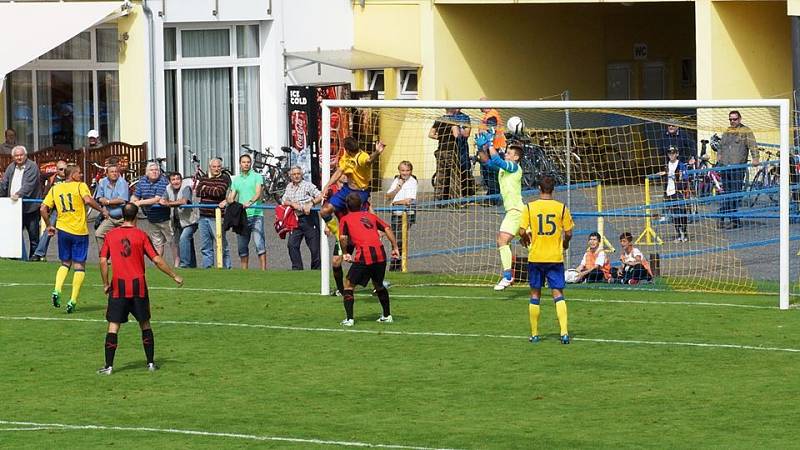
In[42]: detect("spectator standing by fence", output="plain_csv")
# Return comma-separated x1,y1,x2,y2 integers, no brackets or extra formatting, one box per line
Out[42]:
162,172,198,268
2,129,17,155
196,158,231,269
716,110,759,229
0,146,42,259
282,165,323,270
227,154,266,270
94,164,129,249
31,160,67,261
131,162,172,256
385,161,417,271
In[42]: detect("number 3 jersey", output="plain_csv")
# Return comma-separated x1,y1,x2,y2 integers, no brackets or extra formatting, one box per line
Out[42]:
100,226,159,299
520,199,575,263
42,181,92,236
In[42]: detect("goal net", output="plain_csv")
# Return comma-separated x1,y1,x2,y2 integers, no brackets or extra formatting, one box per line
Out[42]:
319,100,792,309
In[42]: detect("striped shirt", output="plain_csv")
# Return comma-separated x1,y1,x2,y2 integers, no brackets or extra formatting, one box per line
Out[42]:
196,173,231,217
339,211,389,265
135,175,170,222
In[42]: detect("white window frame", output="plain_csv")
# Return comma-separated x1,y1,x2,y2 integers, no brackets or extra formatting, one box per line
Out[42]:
364,69,384,100
163,22,261,174
6,26,120,151
397,68,418,100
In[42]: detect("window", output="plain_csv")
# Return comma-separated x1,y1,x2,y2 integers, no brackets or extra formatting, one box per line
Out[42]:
4,27,119,151
398,69,418,99
181,29,230,58
365,70,384,99
164,25,261,174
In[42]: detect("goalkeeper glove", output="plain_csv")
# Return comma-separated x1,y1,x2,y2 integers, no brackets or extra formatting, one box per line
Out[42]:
474,130,495,150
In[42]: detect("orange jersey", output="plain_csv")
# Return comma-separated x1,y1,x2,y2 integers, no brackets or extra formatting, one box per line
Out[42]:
481,108,507,149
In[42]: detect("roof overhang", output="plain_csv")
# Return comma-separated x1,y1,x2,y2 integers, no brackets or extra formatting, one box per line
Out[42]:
0,1,132,92
285,48,420,73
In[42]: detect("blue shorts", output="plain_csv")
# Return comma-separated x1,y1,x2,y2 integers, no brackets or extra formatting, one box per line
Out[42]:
329,184,370,213
57,230,89,263
528,262,566,290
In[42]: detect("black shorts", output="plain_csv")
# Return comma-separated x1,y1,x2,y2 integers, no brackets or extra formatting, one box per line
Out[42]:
106,295,151,324
347,261,387,287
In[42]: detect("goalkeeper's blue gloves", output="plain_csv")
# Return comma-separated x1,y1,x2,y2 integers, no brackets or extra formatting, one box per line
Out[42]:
474,129,495,150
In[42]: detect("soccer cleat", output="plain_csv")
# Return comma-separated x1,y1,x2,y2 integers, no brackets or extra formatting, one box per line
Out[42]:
560,334,571,345
494,277,513,291
147,363,159,372
66,300,76,314
340,318,354,327
628,279,639,286
529,335,541,343
330,289,341,297
51,290,61,308
96,366,113,375
376,315,393,323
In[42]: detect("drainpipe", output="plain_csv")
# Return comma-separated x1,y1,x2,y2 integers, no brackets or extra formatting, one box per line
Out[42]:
142,0,157,158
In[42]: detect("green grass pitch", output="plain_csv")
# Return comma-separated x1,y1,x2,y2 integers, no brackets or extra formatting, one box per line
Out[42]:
1,259,799,449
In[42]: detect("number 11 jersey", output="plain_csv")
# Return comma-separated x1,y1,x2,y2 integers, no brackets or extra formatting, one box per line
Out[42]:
43,181,92,236
520,198,574,263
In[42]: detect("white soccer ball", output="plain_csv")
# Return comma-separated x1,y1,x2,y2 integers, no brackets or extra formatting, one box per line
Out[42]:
564,269,580,284
506,116,525,135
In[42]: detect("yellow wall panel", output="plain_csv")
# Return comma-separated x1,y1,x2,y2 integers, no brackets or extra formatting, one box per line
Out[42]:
117,4,149,146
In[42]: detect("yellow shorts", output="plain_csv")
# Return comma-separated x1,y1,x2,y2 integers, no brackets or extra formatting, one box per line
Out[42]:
499,209,522,236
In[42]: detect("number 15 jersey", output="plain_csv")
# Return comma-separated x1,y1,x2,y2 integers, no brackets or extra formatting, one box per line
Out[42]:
43,181,92,236
520,198,574,263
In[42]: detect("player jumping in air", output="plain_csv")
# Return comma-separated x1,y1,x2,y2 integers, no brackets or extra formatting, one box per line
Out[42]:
476,130,523,290
40,165,107,313
337,192,400,326
97,203,183,375
519,175,574,344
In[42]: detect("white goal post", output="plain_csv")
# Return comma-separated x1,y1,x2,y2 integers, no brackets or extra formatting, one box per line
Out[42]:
319,99,791,310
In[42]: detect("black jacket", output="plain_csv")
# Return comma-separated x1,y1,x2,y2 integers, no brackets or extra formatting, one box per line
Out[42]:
222,201,248,235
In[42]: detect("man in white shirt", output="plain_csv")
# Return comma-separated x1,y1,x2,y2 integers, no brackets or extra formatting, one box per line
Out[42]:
384,161,418,271
0,146,43,259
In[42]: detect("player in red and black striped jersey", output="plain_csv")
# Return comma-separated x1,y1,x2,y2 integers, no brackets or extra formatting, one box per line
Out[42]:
97,203,183,375
338,192,399,326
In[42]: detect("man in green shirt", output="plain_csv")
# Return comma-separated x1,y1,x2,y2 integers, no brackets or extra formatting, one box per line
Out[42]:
227,154,266,270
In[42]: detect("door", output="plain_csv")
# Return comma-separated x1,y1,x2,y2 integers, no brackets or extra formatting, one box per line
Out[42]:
607,63,631,100
642,62,666,100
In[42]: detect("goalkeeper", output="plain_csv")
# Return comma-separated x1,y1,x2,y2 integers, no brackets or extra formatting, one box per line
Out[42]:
475,130,523,291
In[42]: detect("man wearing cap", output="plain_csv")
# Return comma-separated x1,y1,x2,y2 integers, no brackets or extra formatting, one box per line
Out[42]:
657,123,696,164
87,130,103,149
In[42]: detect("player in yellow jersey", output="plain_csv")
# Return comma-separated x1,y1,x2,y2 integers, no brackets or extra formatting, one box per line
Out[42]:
519,175,574,344
40,165,106,313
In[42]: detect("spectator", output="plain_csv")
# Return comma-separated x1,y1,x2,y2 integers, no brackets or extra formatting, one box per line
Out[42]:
574,232,611,283
428,108,462,202
0,146,43,259
131,162,171,257
2,128,16,155
657,146,689,242
86,129,103,149
453,108,476,197
227,154,266,270
162,172,198,268
94,164,129,249
716,110,759,229
31,160,68,261
478,99,506,202
282,165,323,270
196,157,231,269
656,122,696,164
616,232,653,285
384,161,417,271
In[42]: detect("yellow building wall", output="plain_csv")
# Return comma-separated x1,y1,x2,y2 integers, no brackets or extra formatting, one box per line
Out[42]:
117,3,149,147
0,89,5,134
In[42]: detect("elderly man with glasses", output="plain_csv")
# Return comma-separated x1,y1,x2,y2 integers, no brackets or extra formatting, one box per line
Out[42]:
716,110,760,229
0,145,43,259
30,160,68,261
281,165,323,270
94,164,130,249
131,162,172,257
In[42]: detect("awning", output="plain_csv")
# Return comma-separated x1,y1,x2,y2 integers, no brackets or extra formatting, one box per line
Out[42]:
0,1,131,92
285,49,420,71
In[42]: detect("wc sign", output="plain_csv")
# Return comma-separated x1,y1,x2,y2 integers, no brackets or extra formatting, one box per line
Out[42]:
634,43,648,60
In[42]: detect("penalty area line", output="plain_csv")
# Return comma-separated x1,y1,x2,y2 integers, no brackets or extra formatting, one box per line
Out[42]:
1,315,799,353
0,420,462,450
0,282,782,310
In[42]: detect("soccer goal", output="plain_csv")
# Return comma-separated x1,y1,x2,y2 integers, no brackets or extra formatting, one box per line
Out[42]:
319,99,793,310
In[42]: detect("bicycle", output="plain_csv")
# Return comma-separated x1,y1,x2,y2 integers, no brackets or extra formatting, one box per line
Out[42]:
241,144,292,204
748,149,779,207
508,133,565,189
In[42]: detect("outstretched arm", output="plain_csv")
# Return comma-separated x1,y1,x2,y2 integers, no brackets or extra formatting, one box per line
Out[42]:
152,255,183,286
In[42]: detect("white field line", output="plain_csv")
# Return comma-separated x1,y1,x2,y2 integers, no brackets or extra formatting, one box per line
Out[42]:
2,315,799,353
0,282,784,310
0,420,462,450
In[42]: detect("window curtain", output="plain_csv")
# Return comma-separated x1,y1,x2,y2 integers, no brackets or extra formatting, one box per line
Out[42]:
181,30,229,58
72,71,93,148
8,71,34,150
236,25,259,58
165,70,177,170
96,28,119,63
237,66,260,151
41,32,91,60
181,68,232,174
36,71,53,149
